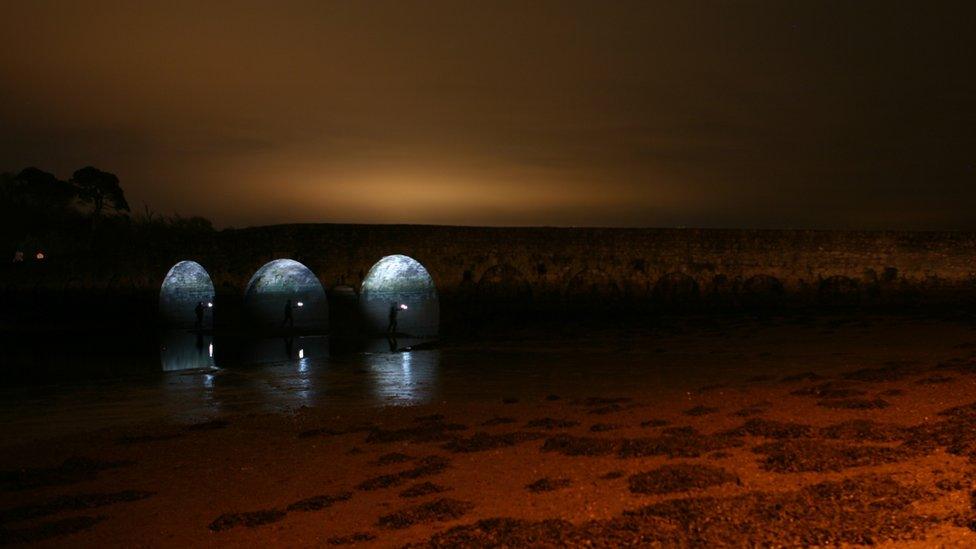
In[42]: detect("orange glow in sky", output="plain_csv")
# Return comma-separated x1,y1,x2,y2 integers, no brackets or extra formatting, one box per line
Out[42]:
1,2,973,229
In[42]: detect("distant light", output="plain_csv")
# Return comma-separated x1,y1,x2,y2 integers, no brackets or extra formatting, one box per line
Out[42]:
400,304,409,310
207,302,213,308
208,343,214,358
35,251,45,260
298,348,304,359
297,301,304,307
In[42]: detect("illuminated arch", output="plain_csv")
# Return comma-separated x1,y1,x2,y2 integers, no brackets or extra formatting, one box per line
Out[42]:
244,259,328,329
361,254,439,337
159,260,214,327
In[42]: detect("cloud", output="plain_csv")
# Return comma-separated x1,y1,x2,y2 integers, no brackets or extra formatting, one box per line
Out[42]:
0,1,973,229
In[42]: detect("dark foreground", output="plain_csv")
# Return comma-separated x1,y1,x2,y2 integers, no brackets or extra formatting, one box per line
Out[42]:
2,314,976,547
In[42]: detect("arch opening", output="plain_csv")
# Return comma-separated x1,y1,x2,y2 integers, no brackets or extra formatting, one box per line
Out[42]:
652,272,700,308
740,274,785,308
159,260,214,328
244,259,328,330
818,275,861,307
478,264,531,301
566,268,621,299
361,255,439,337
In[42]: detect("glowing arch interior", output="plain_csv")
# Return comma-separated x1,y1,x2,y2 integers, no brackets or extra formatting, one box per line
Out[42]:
361,254,439,337
159,260,214,327
244,259,328,329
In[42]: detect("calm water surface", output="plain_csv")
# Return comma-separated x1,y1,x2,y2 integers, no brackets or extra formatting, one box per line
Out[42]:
1,316,956,442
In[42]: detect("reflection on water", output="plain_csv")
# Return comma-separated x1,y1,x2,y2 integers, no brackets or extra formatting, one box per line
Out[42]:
155,334,439,417
0,327,800,444
365,345,438,405
0,317,960,445
235,336,329,366
160,331,216,372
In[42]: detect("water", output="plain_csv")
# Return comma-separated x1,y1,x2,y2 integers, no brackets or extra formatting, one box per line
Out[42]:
1,315,959,444
0,327,713,441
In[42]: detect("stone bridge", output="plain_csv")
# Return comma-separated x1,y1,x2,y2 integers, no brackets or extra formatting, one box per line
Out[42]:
191,225,976,310
7,224,976,319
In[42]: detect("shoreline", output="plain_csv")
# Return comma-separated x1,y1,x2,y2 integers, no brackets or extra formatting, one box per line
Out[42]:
2,314,976,545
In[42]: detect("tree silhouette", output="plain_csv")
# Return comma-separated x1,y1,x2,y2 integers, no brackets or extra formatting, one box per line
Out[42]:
11,167,76,210
71,166,129,216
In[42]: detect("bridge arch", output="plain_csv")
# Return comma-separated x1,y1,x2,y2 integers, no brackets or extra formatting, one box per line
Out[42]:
361,254,439,337
478,264,531,300
244,259,328,329
739,274,785,308
159,260,214,327
652,272,700,307
565,268,621,299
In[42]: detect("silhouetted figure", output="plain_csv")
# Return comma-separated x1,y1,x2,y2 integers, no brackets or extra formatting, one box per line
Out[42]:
282,299,294,328
194,301,205,329
388,302,399,334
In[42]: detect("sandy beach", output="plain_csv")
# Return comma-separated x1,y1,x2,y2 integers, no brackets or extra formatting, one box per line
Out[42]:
3,314,976,547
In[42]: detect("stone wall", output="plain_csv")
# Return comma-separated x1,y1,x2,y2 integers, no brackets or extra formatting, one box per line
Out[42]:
6,224,976,314
205,225,976,309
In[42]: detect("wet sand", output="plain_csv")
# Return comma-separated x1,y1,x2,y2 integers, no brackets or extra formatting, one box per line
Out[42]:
3,314,976,546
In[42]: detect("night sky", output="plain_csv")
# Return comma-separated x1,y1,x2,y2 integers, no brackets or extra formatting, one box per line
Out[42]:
1,1,974,229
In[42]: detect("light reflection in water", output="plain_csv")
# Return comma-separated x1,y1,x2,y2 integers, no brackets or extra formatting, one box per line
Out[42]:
237,337,326,365
5,319,932,446
294,355,313,402
159,330,216,372
215,336,331,411
365,347,438,405
159,334,439,414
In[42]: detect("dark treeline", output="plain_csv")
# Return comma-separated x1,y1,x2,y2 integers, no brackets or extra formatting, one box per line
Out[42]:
0,166,224,338
0,166,215,268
